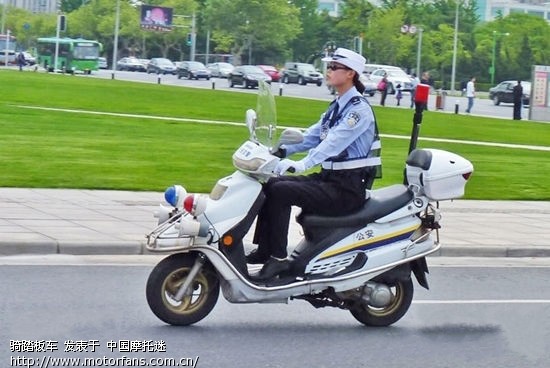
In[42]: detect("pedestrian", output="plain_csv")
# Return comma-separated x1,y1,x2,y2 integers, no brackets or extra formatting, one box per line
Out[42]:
410,73,419,108
396,84,402,106
420,72,431,110
17,52,26,71
460,80,467,96
247,47,382,281
378,72,388,106
513,80,523,120
465,76,476,113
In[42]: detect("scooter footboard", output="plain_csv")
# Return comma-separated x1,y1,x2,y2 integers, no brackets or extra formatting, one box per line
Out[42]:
192,239,440,303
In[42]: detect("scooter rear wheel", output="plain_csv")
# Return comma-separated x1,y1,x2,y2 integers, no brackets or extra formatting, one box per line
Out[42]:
349,278,414,327
146,252,219,326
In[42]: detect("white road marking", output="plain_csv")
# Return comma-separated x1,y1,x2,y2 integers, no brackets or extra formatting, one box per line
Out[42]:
13,105,550,152
414,300,550,304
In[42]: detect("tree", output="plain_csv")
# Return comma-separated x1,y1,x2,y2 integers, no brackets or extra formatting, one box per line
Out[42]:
363,6,406,65
287,0,333,63
61,0,90,13
202,0,301,65
335,0,375,58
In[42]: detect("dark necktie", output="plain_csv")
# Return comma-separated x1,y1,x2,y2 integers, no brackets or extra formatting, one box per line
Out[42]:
329,101,339,127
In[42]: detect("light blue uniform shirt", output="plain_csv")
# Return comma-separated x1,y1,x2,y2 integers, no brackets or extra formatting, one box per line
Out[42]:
285,87,377,170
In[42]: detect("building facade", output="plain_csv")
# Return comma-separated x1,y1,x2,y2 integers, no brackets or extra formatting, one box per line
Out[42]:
3,0,59,14
318,0,550,23
477,0,550,22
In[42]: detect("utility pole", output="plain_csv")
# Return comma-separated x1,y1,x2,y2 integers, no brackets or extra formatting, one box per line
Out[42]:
450,0,459,94
111,0,120,79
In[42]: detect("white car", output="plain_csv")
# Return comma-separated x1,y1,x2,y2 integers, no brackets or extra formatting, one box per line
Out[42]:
98,57,108,69
368,67,413,94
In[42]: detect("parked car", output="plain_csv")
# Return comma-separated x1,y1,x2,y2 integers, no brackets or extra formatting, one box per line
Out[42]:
139,58,151,69
116,57,146,72
98,57,108,69
177,61,211,80
206,62,234,78
22,51,36,66
228,65,272,88
257,65,281,82
281,62,323,86
147,58,177,75
489,80,531,106
368,67,413,94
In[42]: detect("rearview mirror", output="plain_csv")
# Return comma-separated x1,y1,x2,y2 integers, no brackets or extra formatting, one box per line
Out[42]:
271,128,303,153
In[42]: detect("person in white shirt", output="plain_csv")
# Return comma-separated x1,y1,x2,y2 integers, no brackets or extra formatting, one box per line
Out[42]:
465,76,476,113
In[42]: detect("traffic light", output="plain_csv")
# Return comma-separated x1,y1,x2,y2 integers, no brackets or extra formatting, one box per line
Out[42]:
58,14,66,32
186,33,192,46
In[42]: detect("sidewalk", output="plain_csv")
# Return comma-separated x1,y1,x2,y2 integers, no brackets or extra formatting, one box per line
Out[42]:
1,188,549,257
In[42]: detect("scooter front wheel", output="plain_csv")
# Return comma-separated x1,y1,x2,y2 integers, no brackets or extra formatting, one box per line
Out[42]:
146,252,219,326
350,278,414,327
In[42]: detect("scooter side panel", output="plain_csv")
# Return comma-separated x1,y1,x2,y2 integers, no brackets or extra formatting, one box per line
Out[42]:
305,216,421,274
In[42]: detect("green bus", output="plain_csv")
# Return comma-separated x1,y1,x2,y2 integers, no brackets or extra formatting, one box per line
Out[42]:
37,37,103,74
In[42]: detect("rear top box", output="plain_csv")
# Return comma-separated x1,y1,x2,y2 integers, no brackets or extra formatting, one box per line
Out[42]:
406,149,473,201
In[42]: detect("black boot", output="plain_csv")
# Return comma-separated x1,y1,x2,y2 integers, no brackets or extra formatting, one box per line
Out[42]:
250,256,290,281
245,249,270,264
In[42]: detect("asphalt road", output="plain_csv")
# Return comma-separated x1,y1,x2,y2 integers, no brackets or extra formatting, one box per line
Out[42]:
90,69,533,121
1,256,549,368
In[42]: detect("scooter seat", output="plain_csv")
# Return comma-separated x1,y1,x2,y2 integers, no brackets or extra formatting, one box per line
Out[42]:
298,184,413,229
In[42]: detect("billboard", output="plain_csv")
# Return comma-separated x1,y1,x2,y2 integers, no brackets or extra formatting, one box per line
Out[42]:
529,65,550,122
140,5,173,32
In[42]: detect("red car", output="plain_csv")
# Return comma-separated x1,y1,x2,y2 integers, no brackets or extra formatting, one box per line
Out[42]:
257,65,281,82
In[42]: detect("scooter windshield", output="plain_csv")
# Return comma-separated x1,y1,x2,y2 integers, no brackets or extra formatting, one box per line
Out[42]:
255,80,277,148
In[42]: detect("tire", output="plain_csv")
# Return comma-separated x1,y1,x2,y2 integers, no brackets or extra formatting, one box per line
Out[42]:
283,75,289,84
316,81,322,87
298,76,305,85
350,278,414,327
188,73,193,80
146,252,219,326
493,96,500,106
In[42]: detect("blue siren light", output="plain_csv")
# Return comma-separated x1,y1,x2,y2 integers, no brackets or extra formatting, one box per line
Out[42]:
164,185,187,208
164,186,178,207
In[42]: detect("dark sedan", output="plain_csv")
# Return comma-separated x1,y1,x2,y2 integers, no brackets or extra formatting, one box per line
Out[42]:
489,80,531,106
177,61,211,80
228,65,272,89
146,58,177,75
116,57,146,72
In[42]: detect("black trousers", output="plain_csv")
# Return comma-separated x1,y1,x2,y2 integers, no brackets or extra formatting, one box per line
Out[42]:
513,101,522,120
252,168,375,259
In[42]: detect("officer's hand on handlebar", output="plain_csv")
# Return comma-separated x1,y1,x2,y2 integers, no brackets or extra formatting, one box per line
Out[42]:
274,159,305,175
272,147,287,158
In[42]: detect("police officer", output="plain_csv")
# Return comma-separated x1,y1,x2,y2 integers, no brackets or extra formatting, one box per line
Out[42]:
248,48,382,281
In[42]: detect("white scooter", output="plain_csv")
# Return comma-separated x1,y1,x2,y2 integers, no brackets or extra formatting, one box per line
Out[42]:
145,81,473,327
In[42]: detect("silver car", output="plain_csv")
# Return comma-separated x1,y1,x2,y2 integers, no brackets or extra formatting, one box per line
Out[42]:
368,67,413,94
207,62,234,78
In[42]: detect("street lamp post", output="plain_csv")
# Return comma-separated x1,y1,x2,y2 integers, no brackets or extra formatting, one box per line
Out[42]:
401,24,422,74
490,31,510,85
450,0,459,94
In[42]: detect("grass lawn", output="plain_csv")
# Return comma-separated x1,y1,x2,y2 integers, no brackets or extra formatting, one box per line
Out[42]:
1,69,549,200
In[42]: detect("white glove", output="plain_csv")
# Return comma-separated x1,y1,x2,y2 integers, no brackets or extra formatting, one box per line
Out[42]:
274,159,306,175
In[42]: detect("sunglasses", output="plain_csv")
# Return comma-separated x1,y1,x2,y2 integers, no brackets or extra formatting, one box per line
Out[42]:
327,63,351,71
